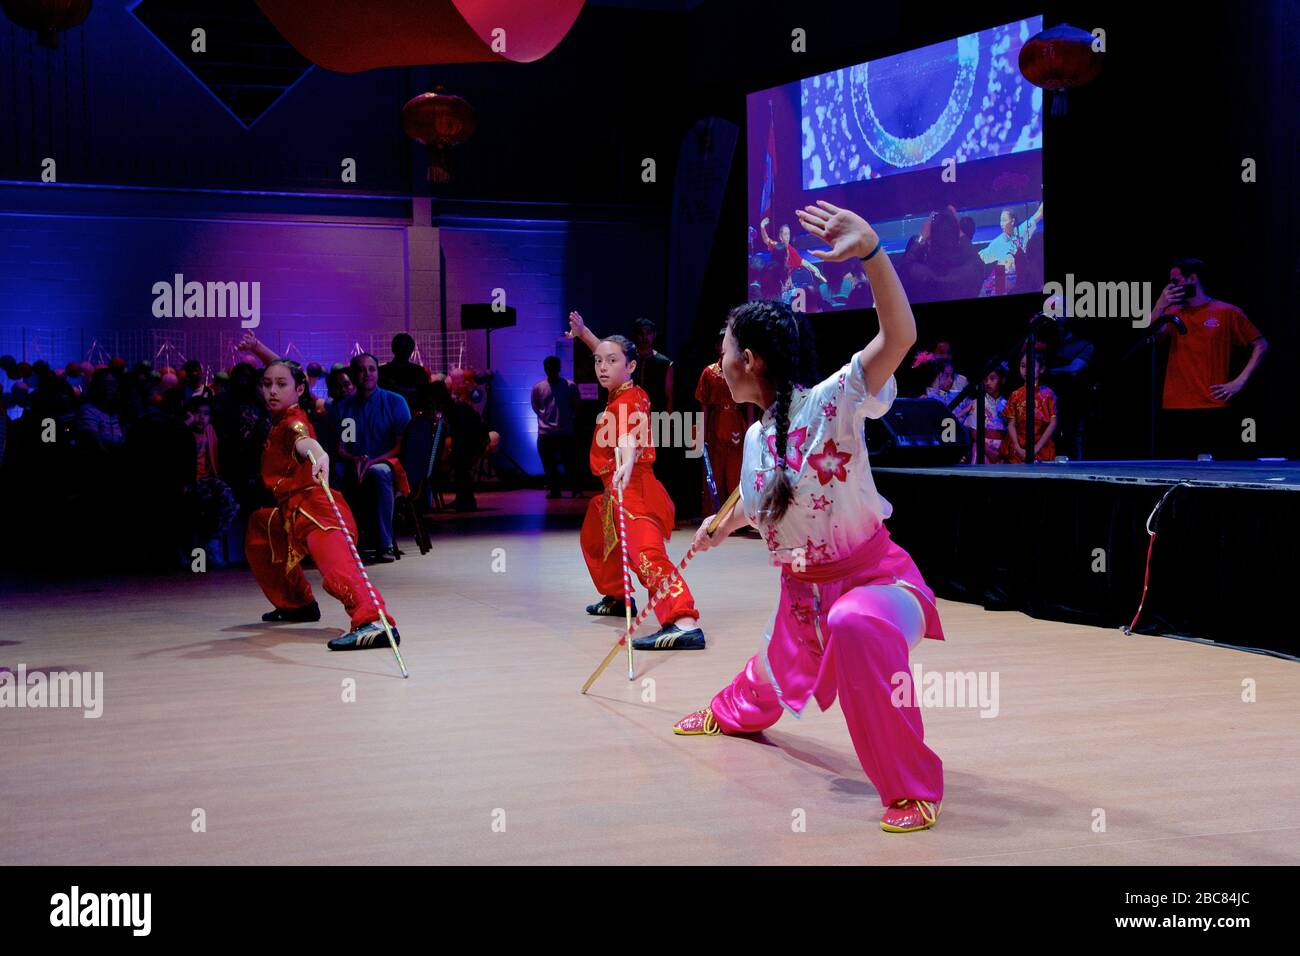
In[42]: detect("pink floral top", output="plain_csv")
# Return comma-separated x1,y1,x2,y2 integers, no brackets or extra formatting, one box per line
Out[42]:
739,352,897,567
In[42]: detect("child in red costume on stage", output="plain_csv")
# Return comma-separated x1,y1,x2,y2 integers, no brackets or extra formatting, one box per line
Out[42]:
567,311,705,650
695,328,747,511
673,201,948,833
245,360,400,651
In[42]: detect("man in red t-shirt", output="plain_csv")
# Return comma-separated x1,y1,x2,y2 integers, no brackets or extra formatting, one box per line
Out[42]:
1154,258,1267,459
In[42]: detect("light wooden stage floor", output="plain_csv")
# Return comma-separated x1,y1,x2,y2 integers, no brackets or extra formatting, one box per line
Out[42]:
3,491,1297,865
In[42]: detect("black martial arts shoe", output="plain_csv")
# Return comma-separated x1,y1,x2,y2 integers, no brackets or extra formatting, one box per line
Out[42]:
585,595,637,617
632,623,706,651
327,621,401,651
262,601,321,623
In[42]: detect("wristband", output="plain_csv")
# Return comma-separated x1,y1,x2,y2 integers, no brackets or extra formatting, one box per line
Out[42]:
860,238,883,262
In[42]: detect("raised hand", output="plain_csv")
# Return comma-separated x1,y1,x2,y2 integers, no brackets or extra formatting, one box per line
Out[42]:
796,201,880,262
567,311,586,339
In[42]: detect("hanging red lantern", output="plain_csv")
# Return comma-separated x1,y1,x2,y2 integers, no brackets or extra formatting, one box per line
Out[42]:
402,91,476,183
1,0,92,48
1018,23,1103,115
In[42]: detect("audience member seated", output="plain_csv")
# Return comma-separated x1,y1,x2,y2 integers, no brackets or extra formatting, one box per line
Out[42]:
75,368,126,452
333,352,412,562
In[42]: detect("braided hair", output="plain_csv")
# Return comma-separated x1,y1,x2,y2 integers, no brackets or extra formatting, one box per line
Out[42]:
727,300,818,523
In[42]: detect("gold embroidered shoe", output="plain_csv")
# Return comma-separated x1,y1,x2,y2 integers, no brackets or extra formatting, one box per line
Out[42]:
879,799,941,833
672,708,722,736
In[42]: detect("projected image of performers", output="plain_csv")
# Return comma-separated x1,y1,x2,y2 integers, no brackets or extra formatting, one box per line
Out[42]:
747,16,1045,311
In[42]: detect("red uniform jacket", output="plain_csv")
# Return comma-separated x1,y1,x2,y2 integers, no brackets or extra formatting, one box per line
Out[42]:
588,381,675,560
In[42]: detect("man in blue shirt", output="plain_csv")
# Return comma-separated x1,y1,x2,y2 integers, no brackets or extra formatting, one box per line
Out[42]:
333,352,412,563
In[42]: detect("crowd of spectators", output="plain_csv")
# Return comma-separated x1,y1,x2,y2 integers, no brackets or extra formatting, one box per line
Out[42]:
0,333,493,572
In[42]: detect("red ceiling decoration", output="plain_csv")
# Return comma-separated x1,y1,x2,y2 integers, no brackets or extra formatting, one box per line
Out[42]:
253,0,585,72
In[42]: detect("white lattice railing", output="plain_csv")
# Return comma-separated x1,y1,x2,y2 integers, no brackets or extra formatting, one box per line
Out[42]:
0,327,469,379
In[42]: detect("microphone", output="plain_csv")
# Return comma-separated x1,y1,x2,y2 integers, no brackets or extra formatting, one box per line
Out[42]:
1152,314,1188,334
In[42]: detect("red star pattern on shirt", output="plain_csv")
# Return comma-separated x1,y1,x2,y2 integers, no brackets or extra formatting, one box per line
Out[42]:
765,426,809,472
807,438,852,485
802,537,834,564
837,373,846,390
821,401,837,419
764,523,781,551
810,494,830,511
754,471,765,493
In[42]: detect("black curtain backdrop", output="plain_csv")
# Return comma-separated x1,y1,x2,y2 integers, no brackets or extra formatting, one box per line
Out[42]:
875,468,1300,657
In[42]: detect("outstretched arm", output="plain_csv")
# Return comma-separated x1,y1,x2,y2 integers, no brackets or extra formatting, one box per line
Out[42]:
566,311,601,352
797,200,917,396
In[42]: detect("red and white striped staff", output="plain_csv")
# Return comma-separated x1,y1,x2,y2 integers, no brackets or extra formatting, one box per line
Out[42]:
613,447,635,680
581,485,741,694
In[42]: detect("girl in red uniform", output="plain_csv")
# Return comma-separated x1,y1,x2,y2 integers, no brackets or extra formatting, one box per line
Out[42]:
244,360,400,651
695,328,747,509
567,312,704,650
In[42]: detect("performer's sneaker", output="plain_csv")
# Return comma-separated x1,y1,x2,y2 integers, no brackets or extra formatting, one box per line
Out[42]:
327,621,401,651
672,707,722,736
261,601,321,623
585,595,637,617
633,623,705,651
879,799,941,833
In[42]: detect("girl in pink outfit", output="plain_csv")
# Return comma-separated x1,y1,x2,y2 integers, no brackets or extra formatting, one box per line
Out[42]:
673,200,946,834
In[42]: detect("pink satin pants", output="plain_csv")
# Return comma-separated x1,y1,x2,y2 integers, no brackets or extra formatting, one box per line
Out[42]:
709,584,943,807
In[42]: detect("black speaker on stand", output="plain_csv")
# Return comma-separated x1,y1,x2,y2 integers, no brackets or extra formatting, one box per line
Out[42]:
864,397,969,466
460,303,517,370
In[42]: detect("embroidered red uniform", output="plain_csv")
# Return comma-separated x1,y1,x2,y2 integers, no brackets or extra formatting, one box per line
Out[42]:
245,406,396,629
579,381,698,625
694,361,745,509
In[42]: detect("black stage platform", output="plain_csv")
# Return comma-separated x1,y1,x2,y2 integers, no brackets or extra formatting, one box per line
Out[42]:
874,459,1299,658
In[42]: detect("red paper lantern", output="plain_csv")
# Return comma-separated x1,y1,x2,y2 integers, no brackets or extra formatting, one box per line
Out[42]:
1018,23,1103,115
402,91,476,183
1,0,92,48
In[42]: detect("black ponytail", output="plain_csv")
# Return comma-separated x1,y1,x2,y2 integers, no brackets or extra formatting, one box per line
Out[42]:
727,300,818,524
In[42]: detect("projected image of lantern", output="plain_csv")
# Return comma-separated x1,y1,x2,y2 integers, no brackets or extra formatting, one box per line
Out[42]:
402,91,476,183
